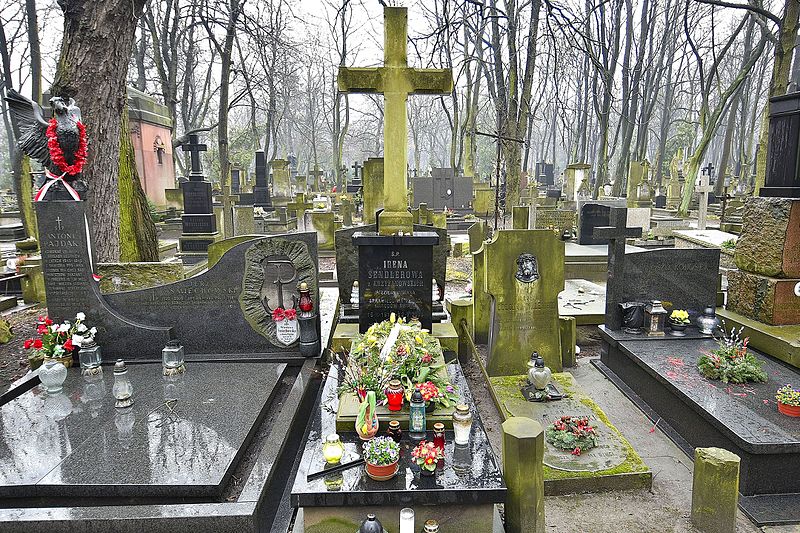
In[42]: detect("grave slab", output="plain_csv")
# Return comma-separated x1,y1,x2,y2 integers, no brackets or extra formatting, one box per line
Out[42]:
598,327,800,525
558,279,605,325
489,373,651,494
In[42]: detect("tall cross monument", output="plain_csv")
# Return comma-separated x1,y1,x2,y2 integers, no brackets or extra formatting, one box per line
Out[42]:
338,6,453,235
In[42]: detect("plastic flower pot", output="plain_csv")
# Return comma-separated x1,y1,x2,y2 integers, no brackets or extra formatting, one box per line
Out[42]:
365,460,399,481
778,402,800,417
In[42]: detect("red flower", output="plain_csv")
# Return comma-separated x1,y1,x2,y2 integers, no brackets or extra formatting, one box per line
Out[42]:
63,338,74,352
23,339,33,349
33,339,42,349
46,119,88,176
45,317,53,326
37,324,48,334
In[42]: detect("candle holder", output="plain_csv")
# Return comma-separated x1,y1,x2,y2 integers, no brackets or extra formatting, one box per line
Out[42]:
162,340,186,376
112,359,134,408
386,379,404,411
78,339,102,376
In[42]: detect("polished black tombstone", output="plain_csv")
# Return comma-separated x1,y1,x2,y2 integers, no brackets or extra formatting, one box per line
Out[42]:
762,91,800,198
353,232,439,332
578,203,611,245
254,150,273,209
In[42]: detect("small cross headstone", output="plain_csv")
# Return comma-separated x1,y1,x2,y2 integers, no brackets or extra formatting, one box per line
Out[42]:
181,134,207,180
696,170,714,230
309,166,324,192
351,162,362,180
595,207,643,330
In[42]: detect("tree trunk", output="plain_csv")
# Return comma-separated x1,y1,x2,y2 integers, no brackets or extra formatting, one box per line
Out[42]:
118,103,158,262
51,0,148,262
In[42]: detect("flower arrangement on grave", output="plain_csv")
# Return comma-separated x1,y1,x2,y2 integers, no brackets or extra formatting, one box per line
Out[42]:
338,314,459,409
362,436,400,480
775,385,800,417
23,313,95,368
697,327,766,384
356,390,379,440
545,416,599,456
411,440,444,474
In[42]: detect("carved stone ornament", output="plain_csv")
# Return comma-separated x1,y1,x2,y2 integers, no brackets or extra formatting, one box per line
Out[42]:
239,238,316,346
515,253,540,283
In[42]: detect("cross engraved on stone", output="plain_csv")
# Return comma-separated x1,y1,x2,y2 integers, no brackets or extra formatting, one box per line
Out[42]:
351,161,362,180
181,133,207,179
595,207,642,331
55,216,63,231
262,259,297,313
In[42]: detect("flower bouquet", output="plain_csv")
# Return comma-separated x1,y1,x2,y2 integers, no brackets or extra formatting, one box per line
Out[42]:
23,313,95,368
776,385,800,417
545,416,599,456
363,436,400,481
411,440,444,476
414,381,459,413
697,327,766,384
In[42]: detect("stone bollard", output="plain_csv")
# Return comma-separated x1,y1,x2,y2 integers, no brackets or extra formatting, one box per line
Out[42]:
446,298,473,364
502,417,545,533
691,447,740,533
559,316,576,368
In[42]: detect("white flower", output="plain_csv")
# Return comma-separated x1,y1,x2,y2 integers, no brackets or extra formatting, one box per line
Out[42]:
53,345,64,356
58,323,69,333
77,324,88,333
72,335,84,347
50,325,59,333
76,312,86,321
90,327,97,335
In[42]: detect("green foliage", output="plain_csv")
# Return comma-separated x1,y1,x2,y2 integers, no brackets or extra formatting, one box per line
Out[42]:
776,385,800,406
697,327,767,383
362,436,399,466
545,416,599,455
721,239,736,250
147,199,162,223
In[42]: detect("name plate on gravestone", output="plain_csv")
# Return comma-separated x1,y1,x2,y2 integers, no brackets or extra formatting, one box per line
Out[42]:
353,232,439,332
181,181,213,214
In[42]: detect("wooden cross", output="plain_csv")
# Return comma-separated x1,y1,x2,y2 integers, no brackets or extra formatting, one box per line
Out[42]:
181,133,207,179
338,6,453,235
595,208,643,331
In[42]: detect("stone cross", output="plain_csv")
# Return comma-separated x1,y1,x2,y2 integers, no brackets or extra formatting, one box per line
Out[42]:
351,162,362,180
696,171,714,230
338,6,453,235
309,166,324,192
220,186,236,238
702,163,715,182
182,134,207,180
287,193,313,231
595,207,643,330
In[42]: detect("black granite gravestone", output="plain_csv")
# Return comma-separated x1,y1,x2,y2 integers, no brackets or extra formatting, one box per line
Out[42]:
254,150,273,209
578,203,611,245
595,208,643,330
762,91,800,198
238,192,255,206
37,200,320,360
412,168,473,212
353,232,439,332
536,162,554,186
654,194,666,208
231,168,241,194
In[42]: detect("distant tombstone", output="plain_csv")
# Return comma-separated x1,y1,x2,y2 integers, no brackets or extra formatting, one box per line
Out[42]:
362,158,385,224
179,134,218,263
512,206,529,229
305,211,335,251
578,203,611,245
412,168,473,212
536,162,554,186
231,168,241,194
563,163,591,203
253,151,272,209
271,159,292,204
654,194,666,209
484,229,565,375
467,220,488,254
762,91,800,198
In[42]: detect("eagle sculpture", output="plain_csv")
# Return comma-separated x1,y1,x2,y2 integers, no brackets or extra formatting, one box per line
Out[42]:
4,89,88,199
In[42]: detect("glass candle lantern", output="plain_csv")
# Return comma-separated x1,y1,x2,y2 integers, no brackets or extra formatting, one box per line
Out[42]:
644,300,667,336
162,340,185,376
432,422,445,450
399,508,415,533
528,353,552,390
386,379,404,411
298,282,313,317
452,404,473,445
112,359,134,408
351,281,359,308
358,514,384,533
423,519,440,532
386,420,403,443
697,307,720,336
408,389,426,441
322,433,345,464
78,339,102,376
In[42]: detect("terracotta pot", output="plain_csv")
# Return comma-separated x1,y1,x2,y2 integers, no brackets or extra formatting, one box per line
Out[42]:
778,402,800,417
365,460,398,481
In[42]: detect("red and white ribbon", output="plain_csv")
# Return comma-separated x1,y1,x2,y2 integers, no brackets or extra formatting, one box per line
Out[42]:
34,170,81,202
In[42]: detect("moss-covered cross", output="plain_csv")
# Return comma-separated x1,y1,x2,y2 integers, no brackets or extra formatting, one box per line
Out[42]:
337,6,453,235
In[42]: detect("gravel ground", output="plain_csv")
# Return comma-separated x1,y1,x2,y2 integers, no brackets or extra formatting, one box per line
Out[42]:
0,306,42,392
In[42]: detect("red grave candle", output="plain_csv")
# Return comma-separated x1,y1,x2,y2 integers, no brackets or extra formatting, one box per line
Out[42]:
386,379,404,412
433,422,446,450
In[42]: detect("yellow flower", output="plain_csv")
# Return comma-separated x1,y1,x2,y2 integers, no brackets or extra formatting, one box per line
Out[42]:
368,335,378,344
415,335,423,345
386,356,393,364
390,312,396,324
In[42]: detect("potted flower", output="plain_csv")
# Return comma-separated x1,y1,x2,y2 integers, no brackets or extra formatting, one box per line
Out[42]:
411,440,444,476
668,309,690,336
776,385,800,417
362,436,400,481
356,390,379,440
23,313,96,368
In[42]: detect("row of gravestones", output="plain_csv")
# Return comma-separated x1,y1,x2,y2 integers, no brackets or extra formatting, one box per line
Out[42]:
468,207,720,378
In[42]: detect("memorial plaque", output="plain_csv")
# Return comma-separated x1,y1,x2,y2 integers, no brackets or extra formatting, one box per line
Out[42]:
762,92,800,198
353,232,438,332
180,181,213,215
181,214,216,234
